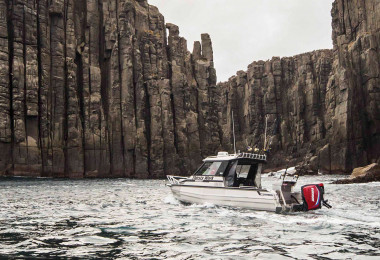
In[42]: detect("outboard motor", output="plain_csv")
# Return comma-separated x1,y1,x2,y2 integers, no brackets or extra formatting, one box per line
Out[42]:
293,183,332,212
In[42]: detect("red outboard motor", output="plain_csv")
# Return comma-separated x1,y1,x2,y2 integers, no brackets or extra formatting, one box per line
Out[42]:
299,183,332,211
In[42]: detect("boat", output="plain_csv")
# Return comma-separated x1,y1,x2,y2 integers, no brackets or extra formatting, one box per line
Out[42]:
166,151,332,213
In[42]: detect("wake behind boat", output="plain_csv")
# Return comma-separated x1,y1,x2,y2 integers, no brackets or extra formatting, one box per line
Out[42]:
167,151,332,213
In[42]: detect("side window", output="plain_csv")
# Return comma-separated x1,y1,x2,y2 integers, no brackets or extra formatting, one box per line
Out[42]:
236,164,252,178
215,161,229,176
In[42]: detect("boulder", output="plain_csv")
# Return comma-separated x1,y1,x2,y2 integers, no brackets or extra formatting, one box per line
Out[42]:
333,164,380,184
295,164,318,176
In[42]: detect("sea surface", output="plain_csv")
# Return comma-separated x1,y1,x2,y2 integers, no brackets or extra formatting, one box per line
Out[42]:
0,175,379,259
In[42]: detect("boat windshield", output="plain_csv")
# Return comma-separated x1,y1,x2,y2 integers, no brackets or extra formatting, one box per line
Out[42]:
195,161,229,176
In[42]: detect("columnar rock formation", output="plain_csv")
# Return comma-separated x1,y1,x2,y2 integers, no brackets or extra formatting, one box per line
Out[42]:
0,0,378,178
330,0,380,172
0,0,221,178
219,0,380,173
217,50,336,171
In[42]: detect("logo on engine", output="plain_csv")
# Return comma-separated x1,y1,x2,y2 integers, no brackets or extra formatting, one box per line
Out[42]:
311,188,315,202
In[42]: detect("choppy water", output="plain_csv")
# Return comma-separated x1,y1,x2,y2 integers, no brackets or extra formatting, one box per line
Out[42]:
0,175,379,259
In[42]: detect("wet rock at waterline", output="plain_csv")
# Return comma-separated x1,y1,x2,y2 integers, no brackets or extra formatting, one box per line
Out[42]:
333,163,380,184
294,164,319,176
0,0,379,178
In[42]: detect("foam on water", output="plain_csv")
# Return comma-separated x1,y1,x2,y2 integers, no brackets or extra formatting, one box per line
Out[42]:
163,195,180,205
189,202,216,208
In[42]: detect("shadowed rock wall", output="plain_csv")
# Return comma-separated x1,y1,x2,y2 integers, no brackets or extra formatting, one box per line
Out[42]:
219,0,380,173
0,0,221,178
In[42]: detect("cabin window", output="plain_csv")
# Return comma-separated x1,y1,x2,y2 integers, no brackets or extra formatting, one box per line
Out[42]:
236,165,252,178
195,161,229,176
225,161,259,187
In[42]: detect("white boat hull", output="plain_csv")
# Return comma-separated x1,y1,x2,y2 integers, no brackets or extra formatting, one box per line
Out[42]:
170,184,281,212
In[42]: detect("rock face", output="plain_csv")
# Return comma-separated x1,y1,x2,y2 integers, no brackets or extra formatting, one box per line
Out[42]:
0,0,378,178
217,51,336,171
0,0,220,178
333,163,380,184
218,0,380,174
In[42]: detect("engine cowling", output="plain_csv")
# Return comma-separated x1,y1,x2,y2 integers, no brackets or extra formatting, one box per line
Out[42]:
301,184,324,211
292,183,331,212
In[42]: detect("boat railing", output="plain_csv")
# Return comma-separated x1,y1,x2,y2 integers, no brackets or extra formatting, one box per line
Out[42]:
167,175,188,184
237,152,267,161
204,152,267,161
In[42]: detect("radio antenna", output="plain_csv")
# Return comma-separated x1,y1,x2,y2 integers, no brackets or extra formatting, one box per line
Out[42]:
232,110,237,154
264,114,268,150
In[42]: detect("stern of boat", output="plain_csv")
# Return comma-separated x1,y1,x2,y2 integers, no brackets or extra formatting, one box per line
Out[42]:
274,181,332,212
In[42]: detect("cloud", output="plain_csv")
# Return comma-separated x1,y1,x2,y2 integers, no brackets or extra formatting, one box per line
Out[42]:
149,0,333,82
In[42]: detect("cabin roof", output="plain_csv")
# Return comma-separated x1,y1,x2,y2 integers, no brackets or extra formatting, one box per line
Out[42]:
203,152,267,162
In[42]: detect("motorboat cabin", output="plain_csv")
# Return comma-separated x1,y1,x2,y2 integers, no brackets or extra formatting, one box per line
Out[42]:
191,152,265,188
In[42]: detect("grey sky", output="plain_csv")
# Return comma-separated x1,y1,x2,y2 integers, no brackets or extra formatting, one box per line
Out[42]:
149,0,334,82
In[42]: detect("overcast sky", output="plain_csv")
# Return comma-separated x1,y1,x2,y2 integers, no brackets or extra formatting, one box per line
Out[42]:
149,0,334,82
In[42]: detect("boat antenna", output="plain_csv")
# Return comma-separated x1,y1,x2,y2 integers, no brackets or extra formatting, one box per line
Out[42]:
232,110,237,155
264,114,269,150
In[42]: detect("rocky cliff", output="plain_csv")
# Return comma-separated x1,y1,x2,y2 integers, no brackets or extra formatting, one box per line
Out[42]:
0,0,221,178
0,0,378,178
218,0,380,173
217,50,336,171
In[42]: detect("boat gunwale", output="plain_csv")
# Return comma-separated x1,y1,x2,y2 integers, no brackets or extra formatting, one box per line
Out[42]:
169,183,270,193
